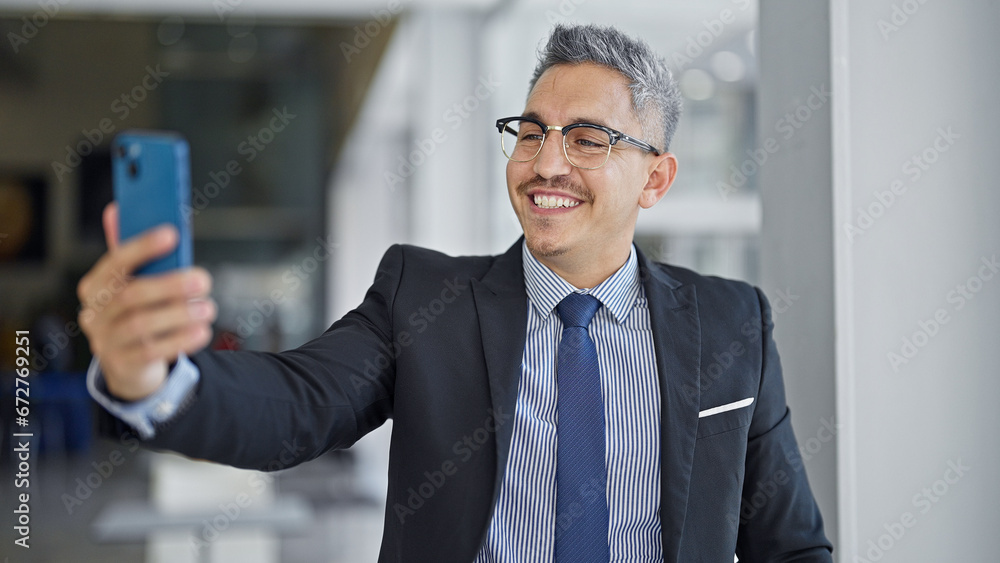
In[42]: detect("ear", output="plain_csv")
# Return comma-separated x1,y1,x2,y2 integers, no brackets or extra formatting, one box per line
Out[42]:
638,152,677,209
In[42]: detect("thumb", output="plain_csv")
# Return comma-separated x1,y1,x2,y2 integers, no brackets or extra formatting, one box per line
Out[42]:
103,202,120,251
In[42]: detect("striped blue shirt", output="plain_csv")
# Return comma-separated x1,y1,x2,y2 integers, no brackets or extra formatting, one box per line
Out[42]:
474,241,663,562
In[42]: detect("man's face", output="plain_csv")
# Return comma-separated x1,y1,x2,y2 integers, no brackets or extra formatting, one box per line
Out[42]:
507,62,670,266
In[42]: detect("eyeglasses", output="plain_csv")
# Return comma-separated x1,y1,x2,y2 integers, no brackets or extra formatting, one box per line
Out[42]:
495,116,662,170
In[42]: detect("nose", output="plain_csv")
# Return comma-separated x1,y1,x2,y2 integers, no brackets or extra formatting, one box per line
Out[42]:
533,132,573,179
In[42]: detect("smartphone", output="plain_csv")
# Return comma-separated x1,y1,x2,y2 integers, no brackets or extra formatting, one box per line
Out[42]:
111,130,192,276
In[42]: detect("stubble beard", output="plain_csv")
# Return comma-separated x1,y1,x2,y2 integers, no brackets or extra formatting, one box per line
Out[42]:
525,222,568,258
516,175,591,259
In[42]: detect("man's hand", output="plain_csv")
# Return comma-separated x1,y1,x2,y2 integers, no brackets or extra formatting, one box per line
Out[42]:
77,202,216,400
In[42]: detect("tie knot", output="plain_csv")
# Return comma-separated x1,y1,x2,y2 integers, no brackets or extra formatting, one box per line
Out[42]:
556,293,601,328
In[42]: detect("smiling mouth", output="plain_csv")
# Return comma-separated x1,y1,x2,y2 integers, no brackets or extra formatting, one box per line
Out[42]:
532,194,581,209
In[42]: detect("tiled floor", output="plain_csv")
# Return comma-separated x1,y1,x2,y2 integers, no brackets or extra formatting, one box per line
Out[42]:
1,437,385,562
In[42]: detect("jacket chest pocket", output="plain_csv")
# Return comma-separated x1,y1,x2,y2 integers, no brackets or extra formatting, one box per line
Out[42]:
696,398,754,438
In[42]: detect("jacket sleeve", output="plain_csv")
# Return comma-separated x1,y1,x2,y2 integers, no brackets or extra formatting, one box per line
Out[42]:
100,244,406,472
735,287,834,562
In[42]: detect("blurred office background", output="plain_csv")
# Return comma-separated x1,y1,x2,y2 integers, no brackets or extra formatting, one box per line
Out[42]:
0,0,996,562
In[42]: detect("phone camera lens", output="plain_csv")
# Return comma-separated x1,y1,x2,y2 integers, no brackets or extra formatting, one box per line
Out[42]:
116,145,127,158
128,161,139,178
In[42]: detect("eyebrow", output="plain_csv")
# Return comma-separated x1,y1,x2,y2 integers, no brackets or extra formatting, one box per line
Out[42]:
522,110,616,131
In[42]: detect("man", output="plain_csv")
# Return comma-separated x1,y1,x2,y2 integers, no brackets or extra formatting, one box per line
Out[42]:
79,24,833,562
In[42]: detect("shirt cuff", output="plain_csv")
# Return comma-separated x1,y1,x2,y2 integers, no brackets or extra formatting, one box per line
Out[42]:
86,352,200,440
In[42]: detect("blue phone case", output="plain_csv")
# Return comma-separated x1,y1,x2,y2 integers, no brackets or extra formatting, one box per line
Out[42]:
112,130,192,276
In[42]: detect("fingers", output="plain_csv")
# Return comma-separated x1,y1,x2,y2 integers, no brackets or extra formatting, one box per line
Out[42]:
78,270,216,400
114,224,179,276
103,202,120,251
78,224,181,314
99,268,210,326
101,298,217,374
79,267,213,347
109,297,217,351
79,207,212,400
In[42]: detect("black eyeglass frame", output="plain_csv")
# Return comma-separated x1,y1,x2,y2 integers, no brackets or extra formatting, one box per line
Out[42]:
495,116,662,169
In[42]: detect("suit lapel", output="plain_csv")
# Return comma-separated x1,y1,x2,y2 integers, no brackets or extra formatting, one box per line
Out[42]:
637,248,702,562
470,239,528,514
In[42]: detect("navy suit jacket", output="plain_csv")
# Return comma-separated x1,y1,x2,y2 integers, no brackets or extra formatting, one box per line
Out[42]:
110,238,833,562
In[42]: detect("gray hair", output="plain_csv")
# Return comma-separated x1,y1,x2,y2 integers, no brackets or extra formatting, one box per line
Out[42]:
529,24,682,152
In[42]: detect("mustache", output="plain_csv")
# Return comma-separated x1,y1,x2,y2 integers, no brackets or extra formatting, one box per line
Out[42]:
515,175,593,203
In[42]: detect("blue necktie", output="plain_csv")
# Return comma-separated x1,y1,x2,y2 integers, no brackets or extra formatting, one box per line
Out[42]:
554,292,610,562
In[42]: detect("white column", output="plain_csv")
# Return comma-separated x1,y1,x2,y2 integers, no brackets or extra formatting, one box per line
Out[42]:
407,9,495,256
762,1,1000,561
757,0,839,547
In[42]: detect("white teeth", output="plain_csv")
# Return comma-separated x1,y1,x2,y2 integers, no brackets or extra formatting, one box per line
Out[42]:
533,194,582,209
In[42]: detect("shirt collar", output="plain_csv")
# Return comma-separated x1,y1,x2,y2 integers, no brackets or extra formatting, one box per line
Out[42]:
521,239,641,325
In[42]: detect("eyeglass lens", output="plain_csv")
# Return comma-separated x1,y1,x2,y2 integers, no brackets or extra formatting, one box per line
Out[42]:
501,119,612,169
